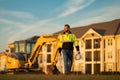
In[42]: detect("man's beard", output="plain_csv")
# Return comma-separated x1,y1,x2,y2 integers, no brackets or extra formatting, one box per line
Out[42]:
65,30,69,33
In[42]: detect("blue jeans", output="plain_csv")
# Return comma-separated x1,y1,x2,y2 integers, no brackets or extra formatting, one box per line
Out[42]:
62,49,73,74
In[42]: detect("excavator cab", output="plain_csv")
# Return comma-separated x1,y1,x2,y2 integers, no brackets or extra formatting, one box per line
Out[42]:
13,36,39,68
14,40,35,62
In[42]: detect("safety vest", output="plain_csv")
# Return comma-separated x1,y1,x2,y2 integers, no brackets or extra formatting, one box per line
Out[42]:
58,32,78,50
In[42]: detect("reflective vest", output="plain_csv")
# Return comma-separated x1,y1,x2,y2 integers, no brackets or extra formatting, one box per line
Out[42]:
58,32,78,50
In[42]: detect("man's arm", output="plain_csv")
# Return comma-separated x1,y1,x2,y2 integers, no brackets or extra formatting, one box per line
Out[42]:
73,34,80,52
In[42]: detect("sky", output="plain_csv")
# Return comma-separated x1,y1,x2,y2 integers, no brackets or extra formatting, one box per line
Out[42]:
0,0,120,52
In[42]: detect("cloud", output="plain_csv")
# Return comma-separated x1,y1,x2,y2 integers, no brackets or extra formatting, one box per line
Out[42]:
0,18,26,28
0,9,47,43
73,6,120,26
0,9,37,20
7,18,54,43
0,9,56,44
58,0,95,17
7,17,63,44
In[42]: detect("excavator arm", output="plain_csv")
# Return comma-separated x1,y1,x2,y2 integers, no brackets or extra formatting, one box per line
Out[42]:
27,34,56,68
51,39,59,66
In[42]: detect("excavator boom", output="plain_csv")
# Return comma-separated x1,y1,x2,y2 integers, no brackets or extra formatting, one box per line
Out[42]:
27,34,56,68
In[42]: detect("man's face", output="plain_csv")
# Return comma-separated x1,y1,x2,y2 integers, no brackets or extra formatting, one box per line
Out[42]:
64,26,69,32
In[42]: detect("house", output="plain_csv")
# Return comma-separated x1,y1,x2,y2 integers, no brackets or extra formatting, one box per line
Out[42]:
71,19,120,74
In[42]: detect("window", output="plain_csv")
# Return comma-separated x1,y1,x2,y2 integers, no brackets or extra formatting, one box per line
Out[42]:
19,42,25,53
108,64,112,72
94,51,100,61
85,51,92,61
32,43,35,50
104,40,106,48
47,54,51,63
85,64,91,74
108,39,112,46
39,54,42,63
27,43,35,54
27,43,31,54
94,39,100,48
94,64,100,74
47,44,52,52
85,39,92,49
15,42,19,53
108,52,112,59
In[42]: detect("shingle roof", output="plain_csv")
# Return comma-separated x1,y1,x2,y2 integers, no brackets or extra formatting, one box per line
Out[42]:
55,19,120,38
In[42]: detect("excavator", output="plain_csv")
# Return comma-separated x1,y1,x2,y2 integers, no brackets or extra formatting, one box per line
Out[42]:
0,34,81,74
0,34,61,74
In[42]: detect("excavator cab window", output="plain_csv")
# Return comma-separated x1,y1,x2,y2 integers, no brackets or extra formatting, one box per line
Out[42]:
15,42,19,53
14,42,25,53
31,43,35,51
27,43,31,53
15,41,35,54
19,42,25,53
26,43,35,54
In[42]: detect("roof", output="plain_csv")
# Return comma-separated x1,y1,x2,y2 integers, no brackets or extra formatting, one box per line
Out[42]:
15,36,40,43
25,36,39,42
55,19,120,38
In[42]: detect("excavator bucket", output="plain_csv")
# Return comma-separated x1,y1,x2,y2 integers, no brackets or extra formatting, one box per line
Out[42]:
49,52,65,74
49,48,65,74
47,65,60,74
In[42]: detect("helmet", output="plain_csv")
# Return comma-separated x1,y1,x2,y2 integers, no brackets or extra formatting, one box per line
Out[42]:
75,52,82,60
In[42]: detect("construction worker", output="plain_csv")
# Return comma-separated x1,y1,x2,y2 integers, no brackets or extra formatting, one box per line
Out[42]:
58,24,80,74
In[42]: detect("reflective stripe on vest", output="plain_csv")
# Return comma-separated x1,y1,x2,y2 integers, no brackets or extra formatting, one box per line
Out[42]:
61,34,73,43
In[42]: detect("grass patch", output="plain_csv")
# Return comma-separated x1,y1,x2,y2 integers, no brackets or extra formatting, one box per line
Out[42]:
0,74,120,80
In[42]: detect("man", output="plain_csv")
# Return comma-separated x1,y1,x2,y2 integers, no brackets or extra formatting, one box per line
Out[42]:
58,24,80,74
